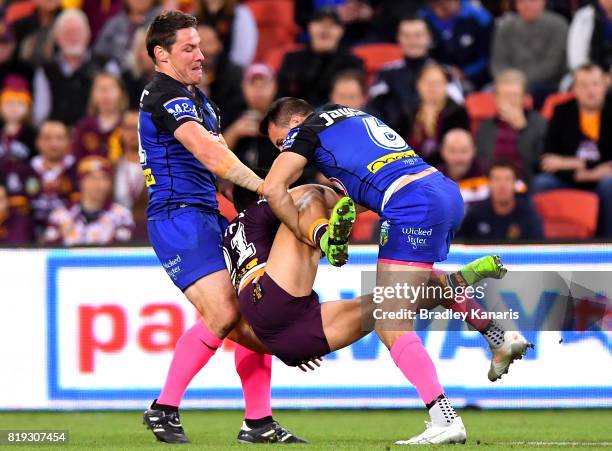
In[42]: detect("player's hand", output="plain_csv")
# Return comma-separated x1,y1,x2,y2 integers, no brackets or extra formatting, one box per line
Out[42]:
297,357,323,372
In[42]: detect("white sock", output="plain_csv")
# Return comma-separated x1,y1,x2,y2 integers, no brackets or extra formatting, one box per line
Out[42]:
427,395,457,427
483,320,506,349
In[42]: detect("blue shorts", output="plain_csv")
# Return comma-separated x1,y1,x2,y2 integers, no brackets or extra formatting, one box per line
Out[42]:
378,172,464,263
148,208,229,291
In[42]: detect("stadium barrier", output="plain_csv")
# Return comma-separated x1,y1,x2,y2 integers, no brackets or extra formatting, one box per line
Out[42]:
1,244,610,410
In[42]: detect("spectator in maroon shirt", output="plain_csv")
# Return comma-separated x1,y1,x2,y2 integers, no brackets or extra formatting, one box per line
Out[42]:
475,69,547,183
0,21,34,89
404,62,469,166
44,156,134,246
28,120,77,241
72,72,127,164
0,74,36,163
80,0,123,41
0,177,33,244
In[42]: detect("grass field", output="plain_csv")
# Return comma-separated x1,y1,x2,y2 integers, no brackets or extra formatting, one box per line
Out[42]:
1,409,611,450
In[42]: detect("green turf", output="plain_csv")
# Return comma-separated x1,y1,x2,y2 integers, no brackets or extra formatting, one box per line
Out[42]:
0,409,610,450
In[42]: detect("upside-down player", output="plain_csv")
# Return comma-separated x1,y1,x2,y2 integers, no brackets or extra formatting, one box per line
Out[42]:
259,98,533,444
225,183,526,445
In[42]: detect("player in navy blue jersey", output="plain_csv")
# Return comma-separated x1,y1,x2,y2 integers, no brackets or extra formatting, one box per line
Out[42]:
139,12,305,445
260,98,531,445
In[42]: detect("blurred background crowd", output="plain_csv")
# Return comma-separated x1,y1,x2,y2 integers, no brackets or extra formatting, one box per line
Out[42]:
0,0,611,247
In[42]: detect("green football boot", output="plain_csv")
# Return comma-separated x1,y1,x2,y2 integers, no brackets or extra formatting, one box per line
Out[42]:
460,255,507,286
320,197,356,267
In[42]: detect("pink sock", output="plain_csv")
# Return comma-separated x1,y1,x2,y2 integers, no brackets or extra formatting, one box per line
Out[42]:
234,344,273,420
432,269,491,332
446,296,491,331
157,321,222,406
390,332,444,405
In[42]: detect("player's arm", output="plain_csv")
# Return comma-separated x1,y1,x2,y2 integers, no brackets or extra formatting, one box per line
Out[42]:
174,122,263,194
262,151,308,240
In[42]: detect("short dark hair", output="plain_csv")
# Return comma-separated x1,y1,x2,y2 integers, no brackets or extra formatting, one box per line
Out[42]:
488,159,518,179
146,10,198,63
417,61,451,83
259,97,314,137
331,69,367,96
574,62,605,77
397,15,428,30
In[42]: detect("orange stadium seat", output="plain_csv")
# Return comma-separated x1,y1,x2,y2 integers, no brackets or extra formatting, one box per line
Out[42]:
532,189,599,239
217,193,238,222
352,43,403,83
466,91,534,133
264,43,304,73
351,210,380,243
540,91,575,120
245,0,299,64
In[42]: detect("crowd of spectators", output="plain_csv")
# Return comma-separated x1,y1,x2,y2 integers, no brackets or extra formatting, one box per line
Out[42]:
0,0,611,247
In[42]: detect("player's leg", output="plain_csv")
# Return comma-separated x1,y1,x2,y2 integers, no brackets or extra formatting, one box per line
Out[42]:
227,188,334,445
321,256,507,354
143,268,240,444
423,257,533,381
374,263,466,445
144,212,263,444
265,185,344,296
374,173,467,445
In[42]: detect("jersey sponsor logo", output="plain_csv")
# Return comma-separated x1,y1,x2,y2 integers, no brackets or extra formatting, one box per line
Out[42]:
363,117,408,150
163,97,201,122
319,107,366,126
281,128,300,151
143,168,156,186
367,150,417,173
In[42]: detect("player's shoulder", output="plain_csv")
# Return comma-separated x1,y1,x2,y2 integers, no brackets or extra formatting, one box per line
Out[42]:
140,73,191,111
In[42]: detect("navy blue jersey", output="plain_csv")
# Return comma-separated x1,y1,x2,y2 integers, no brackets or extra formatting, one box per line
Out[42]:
280,105,431,212
139,72,221,219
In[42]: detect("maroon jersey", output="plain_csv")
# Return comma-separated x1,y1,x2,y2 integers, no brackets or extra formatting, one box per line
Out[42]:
0,209,33,244
72,115,122,163
223,199,280,293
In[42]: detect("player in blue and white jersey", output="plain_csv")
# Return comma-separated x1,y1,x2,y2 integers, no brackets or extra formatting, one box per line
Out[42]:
260,98,531,445
139,12,305,445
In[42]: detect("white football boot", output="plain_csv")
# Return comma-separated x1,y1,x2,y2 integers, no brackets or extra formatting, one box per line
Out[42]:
488,331,534,382
395,417,467,445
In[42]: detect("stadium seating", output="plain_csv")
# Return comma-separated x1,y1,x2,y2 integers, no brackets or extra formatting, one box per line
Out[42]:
245,0,299,64
263,43,304,73
532,189,599,239
540,91,575,120
465,91,533,133
217,193,238,222
351,43,404,83
351,210,380,243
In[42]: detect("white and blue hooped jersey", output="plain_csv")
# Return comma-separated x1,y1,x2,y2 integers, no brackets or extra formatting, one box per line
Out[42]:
138,72,221,219
281,105,432,212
